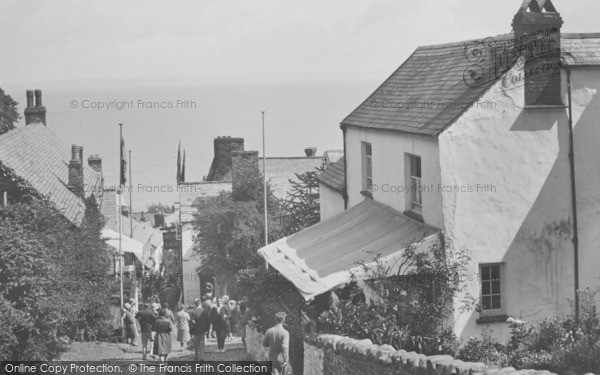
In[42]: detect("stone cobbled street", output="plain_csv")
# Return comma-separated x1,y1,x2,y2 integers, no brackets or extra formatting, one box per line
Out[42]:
59,336,247,362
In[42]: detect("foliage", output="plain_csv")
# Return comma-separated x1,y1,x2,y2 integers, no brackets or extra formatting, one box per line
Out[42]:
0,87,20,135
0,195,113,360
317,233,473,356
458,329,509,366
457,288,600,373
282,166,322,235
192,163,322,373
145,202,173,214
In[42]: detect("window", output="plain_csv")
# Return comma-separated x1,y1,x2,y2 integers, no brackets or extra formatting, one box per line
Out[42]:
362,142,372,192
480,263,502,311
409,154,422,212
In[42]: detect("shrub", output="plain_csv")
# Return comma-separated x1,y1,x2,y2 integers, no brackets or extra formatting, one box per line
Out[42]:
458,328,509,366
317,233,472,356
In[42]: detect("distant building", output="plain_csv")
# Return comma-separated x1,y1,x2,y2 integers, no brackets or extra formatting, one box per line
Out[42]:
174,136,324,301
0,90,102,226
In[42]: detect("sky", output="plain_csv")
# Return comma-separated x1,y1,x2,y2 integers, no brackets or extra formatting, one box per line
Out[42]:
1,0,599,210
3,0,600,87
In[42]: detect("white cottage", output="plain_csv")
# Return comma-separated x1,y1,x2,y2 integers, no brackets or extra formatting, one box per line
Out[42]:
260,0,600,341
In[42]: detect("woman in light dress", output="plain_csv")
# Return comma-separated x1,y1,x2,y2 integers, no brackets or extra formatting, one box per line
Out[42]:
174,302,191,351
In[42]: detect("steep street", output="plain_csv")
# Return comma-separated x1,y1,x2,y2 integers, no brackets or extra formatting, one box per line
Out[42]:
59,337,247,362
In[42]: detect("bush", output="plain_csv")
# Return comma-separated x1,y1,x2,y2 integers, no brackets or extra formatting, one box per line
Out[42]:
457,289,600,373
458,328,509,366
0,197,112,360
317,233,472,356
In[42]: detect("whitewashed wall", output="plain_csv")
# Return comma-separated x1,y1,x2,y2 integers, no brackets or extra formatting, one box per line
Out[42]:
318,183,344,221
344,127,443,229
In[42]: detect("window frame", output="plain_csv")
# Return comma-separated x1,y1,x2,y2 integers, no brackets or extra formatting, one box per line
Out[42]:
408,153,422,213
478,262,506,317
361,141,373,193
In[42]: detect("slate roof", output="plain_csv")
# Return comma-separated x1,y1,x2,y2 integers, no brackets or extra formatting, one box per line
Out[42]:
318,156,345,193
342,33,600,136
0,124,102,226
259,157,323,200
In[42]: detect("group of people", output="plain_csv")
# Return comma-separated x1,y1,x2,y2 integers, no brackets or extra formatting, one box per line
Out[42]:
121,295,251,363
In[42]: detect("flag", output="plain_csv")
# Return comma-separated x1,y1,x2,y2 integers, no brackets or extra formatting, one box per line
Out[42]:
120,126,127,186
181,149,186,182
176,141,181,183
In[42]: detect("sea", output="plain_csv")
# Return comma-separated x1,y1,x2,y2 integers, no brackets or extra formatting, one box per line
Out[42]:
4,79,378,210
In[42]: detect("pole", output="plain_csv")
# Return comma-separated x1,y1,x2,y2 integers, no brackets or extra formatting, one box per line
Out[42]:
262,111,268,246
565,67,580,320
128,150,139,310
119,123,124,310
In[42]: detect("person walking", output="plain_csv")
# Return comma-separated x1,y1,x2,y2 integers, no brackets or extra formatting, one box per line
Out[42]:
190,299,212,361
262,312,290,375
237,301,250,348
162,302,176,343
135,302,157,360
174,303,191,351
220,296,232,343
229,300,238,339
212,299,228,352
152,309,173,363
122,303,138,346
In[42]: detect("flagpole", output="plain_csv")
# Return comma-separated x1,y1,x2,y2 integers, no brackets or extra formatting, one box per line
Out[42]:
119,123,124,310
262,111,268,247
129,150,137,309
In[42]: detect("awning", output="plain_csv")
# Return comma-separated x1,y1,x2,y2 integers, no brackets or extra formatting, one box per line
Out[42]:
257,199,439,301
102,227,145,263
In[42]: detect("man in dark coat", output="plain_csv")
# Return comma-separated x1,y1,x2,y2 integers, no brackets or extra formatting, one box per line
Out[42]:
262,312,290,375
135,302,157,360
189,299,212,361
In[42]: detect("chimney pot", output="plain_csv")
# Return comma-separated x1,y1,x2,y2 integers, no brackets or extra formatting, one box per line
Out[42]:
68,145,84,198
305,147,317,157
26,90,34,107
34,89,42,107
24,90,47,125
87,155,103,173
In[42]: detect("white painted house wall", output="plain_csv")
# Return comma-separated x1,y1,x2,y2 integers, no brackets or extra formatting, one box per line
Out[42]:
438,63,600,340
345,127,444,229
571,68,600,299
342,64,600,342
319,183,345,221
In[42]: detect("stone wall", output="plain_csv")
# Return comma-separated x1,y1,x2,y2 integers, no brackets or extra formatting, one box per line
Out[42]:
246,323,269,362
302,333,570,375
246,323,297,374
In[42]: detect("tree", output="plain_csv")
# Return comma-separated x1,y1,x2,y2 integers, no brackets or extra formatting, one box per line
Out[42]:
146,202,172,214
283,166,322,235
0,88,20,135
192,164,317,373
0,195,112,360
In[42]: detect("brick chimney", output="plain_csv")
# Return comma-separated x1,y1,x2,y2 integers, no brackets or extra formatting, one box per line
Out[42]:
512,0,563,106
24,89,47,125
206,136,245,181
68,145,84,198
305,147,317,157
231,150,259,199
154,213,165,228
